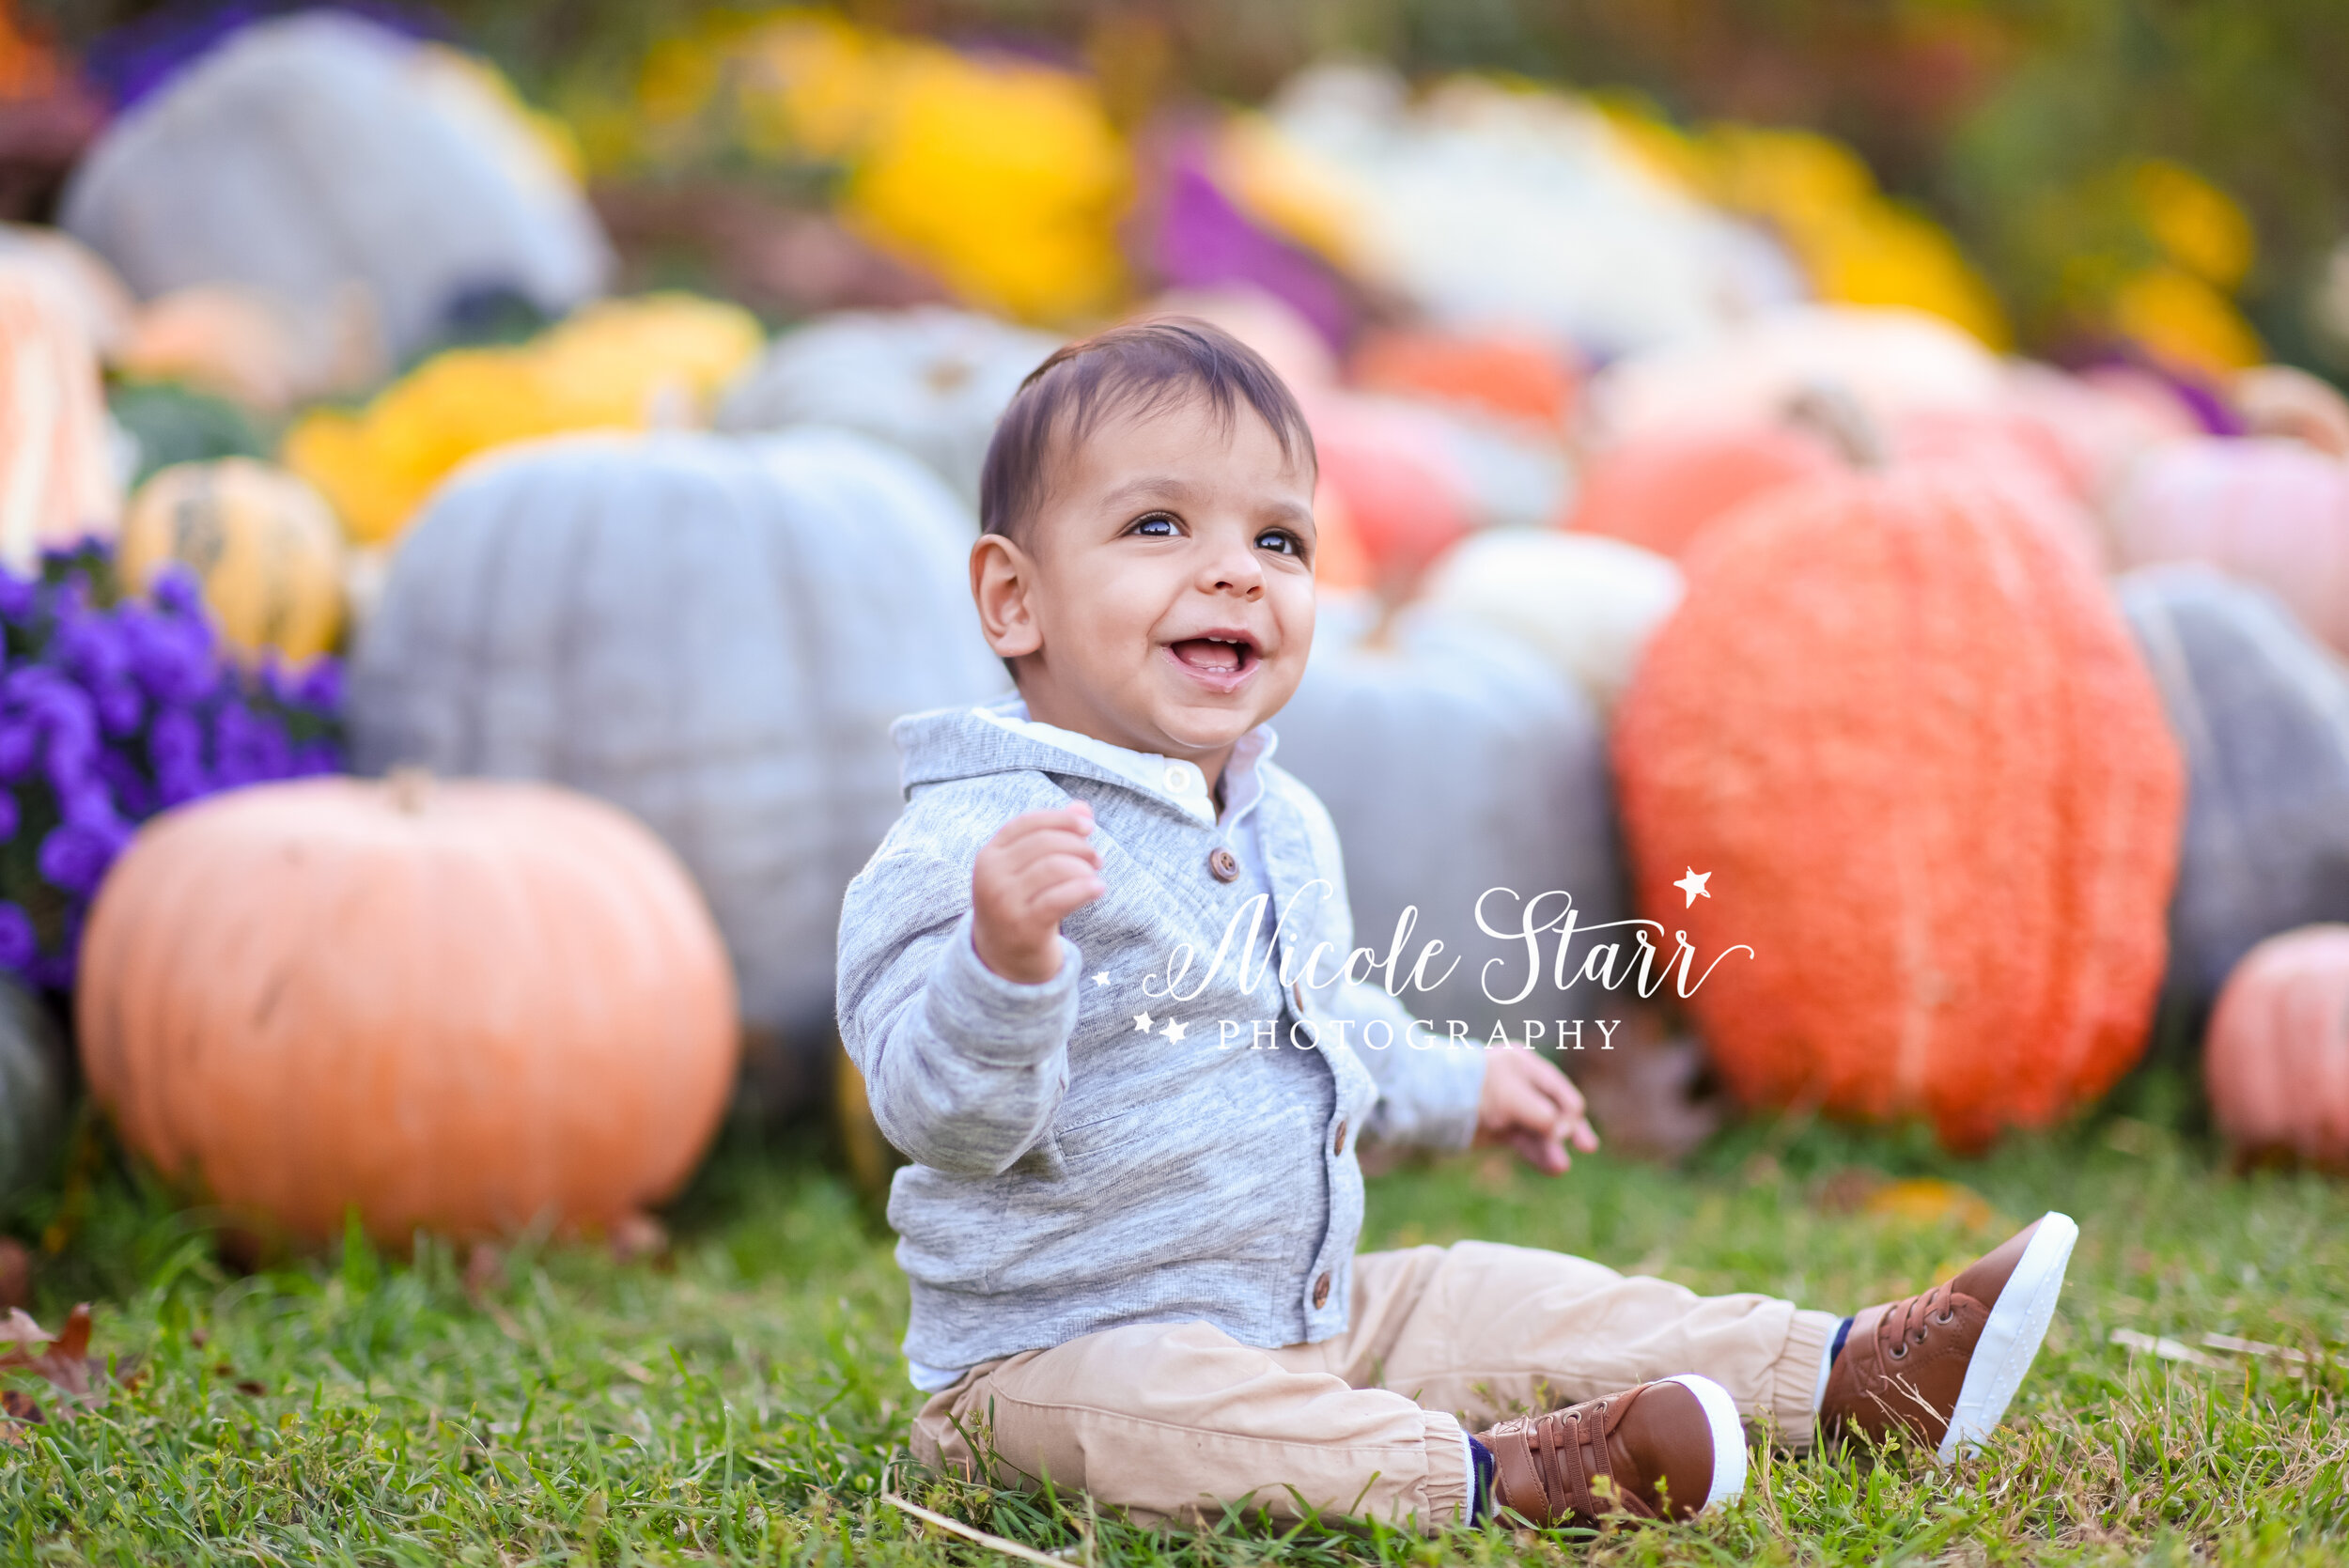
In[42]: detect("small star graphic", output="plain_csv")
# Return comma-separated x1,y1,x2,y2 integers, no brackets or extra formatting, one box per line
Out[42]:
1132,1011,1155,1032
1092,970,1111,986
1160,1017,1188,1043
1673,867,1713,908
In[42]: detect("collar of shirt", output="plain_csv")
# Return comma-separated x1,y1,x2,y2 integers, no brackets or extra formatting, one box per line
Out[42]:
972,694,1278,830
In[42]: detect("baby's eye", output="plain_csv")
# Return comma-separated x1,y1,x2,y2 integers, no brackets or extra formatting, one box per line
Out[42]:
1255,529,1301,556
1128,513,1178,537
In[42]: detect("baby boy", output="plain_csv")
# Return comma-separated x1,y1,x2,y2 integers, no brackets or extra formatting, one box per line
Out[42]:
836,318,2077,1531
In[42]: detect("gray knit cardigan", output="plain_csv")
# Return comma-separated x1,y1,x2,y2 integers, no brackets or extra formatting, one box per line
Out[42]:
836,698,1487,1374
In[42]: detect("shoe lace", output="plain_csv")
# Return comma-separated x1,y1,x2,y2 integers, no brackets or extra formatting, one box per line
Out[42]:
1879,1282,1964,1360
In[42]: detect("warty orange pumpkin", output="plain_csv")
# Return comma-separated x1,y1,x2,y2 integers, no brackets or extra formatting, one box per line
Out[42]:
77,773,739,1245
1612,469,2184,1149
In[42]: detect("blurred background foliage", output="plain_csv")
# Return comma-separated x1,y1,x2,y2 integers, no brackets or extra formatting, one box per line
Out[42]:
27,0,2349,375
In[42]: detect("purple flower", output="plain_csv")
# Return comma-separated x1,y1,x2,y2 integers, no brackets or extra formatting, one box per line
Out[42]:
295,658,346,715
0,574,34,624
0,792,17,844
0,716,33,782
122,611,220,707
39,817,130,896
0,903,34,974
148,566,207,620
212,703,292,789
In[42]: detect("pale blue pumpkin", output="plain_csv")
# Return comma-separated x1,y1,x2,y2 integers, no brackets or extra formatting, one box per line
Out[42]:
1272,601,1626,1042
349,427,1004,1113
2119,564,2349,1014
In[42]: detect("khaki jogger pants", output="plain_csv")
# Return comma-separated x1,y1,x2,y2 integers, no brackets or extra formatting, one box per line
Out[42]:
910,1240,1840,1532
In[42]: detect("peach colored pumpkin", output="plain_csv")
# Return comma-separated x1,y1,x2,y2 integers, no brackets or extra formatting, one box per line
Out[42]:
1569,422,1843,558
77,774,739,1244
0,257,121,570
2231,365,2349,458
1613,469,2183,1150
2107,438,2349,657
2205,924,2349,1171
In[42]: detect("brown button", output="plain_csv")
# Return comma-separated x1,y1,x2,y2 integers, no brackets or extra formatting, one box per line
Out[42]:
1207,847,1240,882
1312,1272,1332,1310
1331,1120,1348,1157
1290,979,1306,1014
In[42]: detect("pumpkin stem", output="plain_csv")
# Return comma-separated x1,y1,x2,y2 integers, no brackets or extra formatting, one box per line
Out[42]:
387,767,434,815
1782,380,1888,470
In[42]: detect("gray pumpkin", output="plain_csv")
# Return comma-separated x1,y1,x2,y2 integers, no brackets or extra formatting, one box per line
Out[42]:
349,427,1006,1113
2119,564,2349,1015
716,307,1061,510
61,13,610,362
0,976,64,1210
1272,601,1626,1041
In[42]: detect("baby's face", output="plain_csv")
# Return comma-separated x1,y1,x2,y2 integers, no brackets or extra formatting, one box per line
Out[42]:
974,393,1318,767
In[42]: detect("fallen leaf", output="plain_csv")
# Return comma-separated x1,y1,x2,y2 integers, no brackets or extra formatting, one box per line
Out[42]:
2109,1327,2223,1368
0,1237,29,1312
0,1302,141,1413
609,1212,669,1265
1860,1177,1996,1232
464,1243,505,1299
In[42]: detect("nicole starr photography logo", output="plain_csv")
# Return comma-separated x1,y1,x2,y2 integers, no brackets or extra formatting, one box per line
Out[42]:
1132,877,1754,1051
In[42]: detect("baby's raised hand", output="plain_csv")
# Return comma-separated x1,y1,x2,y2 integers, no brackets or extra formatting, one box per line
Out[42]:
971,802,1106,984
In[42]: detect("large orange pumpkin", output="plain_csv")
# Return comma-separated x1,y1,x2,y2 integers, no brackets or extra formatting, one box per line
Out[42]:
1613,471,2184,1149
78,774,739,1244
2204,925,2349,1172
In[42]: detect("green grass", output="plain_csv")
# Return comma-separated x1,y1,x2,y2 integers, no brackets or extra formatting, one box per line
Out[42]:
4,1081,2346,1565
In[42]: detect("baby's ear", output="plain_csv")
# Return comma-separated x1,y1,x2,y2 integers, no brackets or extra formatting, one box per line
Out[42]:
970,533,1043,658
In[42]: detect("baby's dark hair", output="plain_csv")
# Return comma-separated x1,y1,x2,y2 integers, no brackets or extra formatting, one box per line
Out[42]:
979,317,1317,545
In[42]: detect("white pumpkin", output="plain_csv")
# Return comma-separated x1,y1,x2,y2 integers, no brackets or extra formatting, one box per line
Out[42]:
1585,304,2007,449
717,306,1062,510
349,427,1005,1114
1272,598,1625,1040
61,13,609,361
1409,530,1683,711
0,257,121,569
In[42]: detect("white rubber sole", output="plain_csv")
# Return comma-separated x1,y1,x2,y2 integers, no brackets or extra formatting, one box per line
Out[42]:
1938,1211,2078,1462
1664,1374,1748,1513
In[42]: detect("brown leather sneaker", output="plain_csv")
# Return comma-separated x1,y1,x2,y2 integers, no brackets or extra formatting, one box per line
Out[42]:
1474,1374,1745,1528
1820,1211,2078,1463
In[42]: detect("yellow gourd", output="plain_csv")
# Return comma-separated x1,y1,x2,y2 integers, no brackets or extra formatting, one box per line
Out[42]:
284,293,762,545
121,459,346,664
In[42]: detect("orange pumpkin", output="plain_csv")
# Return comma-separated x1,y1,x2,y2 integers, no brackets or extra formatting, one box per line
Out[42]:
2204,925,2349,1172
1348,329,1578,429
78,774,739,1244
1569,423,1842,558
1613,470,2183,1150
0,257,120,569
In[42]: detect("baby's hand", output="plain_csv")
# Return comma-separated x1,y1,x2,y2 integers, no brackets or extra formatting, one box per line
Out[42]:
1474,1046,1600,1175
971,802,1105,984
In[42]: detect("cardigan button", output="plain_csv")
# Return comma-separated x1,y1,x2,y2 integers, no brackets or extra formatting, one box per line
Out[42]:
1331,1120,1348,1157
1207,847,1240,882
1312,1272,1332,1310
1291,979,1306,1015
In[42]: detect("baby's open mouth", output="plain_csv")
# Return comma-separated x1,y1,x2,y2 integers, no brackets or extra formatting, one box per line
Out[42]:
1168,634,1258,676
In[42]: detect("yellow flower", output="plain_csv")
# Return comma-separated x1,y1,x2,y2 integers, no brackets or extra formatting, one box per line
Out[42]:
2109,264,2264,377
2131,160,2254,289
284,295,762,546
